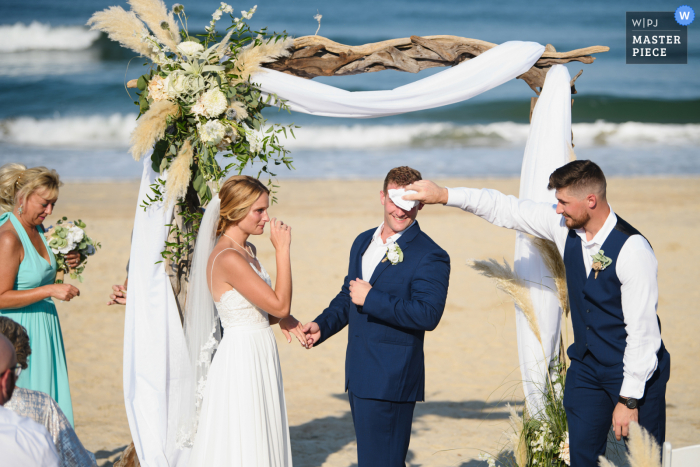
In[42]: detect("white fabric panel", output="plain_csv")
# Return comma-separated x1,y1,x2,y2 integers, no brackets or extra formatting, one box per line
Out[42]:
253,41,545,118
123,157,191,467
513,65,571,415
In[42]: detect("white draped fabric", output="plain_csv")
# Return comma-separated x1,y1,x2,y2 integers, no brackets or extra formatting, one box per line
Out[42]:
123,158,191,467
124,40,555,466
513,65,572,415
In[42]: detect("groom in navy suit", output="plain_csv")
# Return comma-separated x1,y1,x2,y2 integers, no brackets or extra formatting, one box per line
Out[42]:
302,166,450,467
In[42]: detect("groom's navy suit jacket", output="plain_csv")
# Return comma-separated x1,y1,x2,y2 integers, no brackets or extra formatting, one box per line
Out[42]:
314,222,450,402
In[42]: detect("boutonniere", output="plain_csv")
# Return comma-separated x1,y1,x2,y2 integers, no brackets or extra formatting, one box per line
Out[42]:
382,243,404,265
590,250,612,279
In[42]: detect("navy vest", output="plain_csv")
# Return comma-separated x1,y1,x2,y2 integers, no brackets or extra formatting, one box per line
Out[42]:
564,216,660,366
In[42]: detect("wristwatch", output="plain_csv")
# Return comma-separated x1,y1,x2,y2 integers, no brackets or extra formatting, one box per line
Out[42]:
618,396,638,409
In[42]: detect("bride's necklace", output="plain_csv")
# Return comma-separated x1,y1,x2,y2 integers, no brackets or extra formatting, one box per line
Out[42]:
223,233,256,258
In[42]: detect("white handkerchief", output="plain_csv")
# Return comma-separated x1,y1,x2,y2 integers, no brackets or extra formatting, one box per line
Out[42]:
388,188,419,211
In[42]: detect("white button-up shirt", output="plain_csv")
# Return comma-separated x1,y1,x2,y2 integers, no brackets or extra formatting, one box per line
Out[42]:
446,187,661,399
362,222,415,282
0,406,59,467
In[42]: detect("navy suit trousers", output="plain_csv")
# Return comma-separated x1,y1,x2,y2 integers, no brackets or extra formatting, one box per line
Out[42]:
348,390,416,467
563,347,670,467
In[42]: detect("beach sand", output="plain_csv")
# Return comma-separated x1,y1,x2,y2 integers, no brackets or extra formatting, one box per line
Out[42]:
51,177,700,466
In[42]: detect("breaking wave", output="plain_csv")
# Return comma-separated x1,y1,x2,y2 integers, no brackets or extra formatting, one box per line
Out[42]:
0,22,101,53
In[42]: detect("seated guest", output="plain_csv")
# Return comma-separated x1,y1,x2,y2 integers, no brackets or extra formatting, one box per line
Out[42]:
0,333,60,467
1,317,97,467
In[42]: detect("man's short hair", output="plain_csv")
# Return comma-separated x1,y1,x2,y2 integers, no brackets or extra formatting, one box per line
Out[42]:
547,160,607,199
383,166,422,193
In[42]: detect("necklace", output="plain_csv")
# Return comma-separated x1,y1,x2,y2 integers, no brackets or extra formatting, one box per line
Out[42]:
223,233,256,258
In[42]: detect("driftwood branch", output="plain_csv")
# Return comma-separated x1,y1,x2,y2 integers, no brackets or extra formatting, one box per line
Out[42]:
263,36,608,95
126,36,607,95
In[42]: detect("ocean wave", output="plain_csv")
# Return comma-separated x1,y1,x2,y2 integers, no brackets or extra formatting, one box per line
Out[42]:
1,115,698,149
0,22,101,53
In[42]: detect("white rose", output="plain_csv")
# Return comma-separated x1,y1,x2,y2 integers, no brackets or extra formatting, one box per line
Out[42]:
177,41,205,57
387,247,400,264
198,120,226,146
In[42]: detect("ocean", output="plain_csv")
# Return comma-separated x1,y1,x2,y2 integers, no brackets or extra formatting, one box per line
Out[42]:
0,0,698,180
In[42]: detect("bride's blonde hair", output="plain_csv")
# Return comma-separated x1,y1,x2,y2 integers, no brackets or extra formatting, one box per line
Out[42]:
0,163,62,213
216,175,269,236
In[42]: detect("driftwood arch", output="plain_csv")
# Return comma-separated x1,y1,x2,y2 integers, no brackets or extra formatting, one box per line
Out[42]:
116,36,608,467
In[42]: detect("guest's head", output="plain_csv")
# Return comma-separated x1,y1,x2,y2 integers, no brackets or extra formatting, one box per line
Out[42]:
0,163,62,226
548,160,607,230
217,175,271,237
0,333,18,405
380,166,424,235
0,317,31,370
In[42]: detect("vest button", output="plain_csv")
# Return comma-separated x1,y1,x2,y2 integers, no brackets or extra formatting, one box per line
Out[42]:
586,343,589,347
587,326,590,330
587,309,590,313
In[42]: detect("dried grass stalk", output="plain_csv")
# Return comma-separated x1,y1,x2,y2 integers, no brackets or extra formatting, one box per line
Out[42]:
230,37,295,84
568,141,577,162
129,100,179,161
467,258,542,345
215,29,235,58
87,6,153,58
165,141,193,207
507,404,528,467
128,0,180,53
531,236,570,316
598,422,661,467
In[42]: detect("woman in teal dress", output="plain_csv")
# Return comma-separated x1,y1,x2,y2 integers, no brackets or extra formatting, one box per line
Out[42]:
0,163,81,427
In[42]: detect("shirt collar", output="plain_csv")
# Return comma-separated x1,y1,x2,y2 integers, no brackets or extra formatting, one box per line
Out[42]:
575,204,617,247
372,220,415,246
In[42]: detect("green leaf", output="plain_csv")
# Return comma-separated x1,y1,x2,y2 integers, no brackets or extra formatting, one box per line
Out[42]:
137,75,149,91
151,139,168,173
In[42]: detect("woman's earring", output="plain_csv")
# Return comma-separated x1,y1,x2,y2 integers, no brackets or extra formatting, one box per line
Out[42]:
18,205,23,216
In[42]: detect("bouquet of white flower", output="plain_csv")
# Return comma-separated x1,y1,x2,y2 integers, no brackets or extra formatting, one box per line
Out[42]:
44,217,101,284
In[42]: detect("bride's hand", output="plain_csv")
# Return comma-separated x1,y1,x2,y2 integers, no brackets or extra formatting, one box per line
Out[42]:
269,218,291,252
279,315,309,349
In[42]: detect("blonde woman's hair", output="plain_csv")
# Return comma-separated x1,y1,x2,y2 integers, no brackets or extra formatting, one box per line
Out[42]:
0,163,62,213
216,175,270,237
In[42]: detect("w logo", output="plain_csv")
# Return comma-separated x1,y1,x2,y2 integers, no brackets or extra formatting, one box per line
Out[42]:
675,6,695,26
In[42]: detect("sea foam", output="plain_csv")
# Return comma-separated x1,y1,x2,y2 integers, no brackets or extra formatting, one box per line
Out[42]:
1,115,698,149
0,22,100,53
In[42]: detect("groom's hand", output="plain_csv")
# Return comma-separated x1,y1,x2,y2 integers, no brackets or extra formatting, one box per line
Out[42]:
612,402,638,441
349,278,372,306
403,180,449,205
301,322,321,348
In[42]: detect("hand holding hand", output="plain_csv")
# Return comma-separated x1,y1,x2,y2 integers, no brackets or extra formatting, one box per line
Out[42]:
612,402,638,441
107,284,127,306
269,218,291,252
65,250,81,269
279,315,309,349
301,321,321,348
349,278,372,306
403,180,449,205
50,284,80,302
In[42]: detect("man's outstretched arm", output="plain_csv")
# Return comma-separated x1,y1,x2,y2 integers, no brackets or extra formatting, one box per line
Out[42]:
404,180,563,244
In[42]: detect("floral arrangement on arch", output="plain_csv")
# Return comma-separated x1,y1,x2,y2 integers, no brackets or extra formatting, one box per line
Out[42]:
88,0,297,259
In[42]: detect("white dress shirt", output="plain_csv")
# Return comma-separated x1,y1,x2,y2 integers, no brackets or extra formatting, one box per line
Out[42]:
362,222,415,282
0,405,59,467
446,187,661,399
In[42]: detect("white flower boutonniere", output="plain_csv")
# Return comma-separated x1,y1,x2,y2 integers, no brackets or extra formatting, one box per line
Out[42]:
590,250,612,279
383,243,404,265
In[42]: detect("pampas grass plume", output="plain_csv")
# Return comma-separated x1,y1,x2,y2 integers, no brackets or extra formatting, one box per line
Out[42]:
228,101,248,122
215,29,235,58
165,141,193,207
129,100,179,161
507,404,528,467
87,6,153,58
128,0,180,53
531,236,570,316
467,258,542,345
598,422,661,467
230,37,294,84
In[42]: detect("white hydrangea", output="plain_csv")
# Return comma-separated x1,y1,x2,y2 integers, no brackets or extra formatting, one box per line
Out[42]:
199,88,228,118
242,123,264,153
559,432,570,466
199,120,226,145
147,75,168,102
67,225,84,245
177,41,204,57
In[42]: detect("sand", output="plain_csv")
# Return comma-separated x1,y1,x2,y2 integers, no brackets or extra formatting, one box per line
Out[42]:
50,177,700,466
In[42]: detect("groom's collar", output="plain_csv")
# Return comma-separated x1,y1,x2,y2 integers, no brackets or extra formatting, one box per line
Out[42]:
371,220,417,246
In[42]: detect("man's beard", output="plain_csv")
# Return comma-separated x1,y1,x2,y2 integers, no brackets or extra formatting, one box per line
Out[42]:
564,212,590,230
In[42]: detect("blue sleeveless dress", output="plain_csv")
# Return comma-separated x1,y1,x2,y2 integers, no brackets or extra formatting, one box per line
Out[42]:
0,212,74,427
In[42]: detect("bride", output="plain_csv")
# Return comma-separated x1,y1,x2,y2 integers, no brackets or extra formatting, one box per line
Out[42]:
178,175,306,467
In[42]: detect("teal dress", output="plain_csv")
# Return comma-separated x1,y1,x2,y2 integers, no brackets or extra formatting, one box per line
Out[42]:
0,212,74,427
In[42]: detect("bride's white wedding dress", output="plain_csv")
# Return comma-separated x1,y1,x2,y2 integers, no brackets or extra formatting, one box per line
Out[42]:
188,257,293,467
